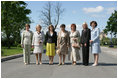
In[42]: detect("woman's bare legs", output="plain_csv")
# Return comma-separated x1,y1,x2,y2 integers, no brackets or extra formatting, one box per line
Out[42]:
39,53,42,64
93,54,99,66
58,54,62,65
94,54,99,65
49,56,54,65
51,56,54,64
35,54,38,65
49,56,51,64
62,55,66,64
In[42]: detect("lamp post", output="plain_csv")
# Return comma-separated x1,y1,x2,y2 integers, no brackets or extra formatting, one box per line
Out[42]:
109,32,114,47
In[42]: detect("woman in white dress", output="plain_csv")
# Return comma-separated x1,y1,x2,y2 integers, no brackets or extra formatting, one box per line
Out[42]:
68,24,81,65
32,25,44,65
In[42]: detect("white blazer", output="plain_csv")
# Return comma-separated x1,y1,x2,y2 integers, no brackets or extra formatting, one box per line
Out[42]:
32,31,45,46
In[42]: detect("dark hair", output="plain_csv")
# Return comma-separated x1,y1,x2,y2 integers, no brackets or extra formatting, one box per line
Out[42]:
25,24,30,28
90,21,97,27
71,23,76,30
60,24,66,28
48,24,54,32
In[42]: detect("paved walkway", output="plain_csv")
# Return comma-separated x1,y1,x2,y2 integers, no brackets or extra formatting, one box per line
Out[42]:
1,47,117,78
101,46,117,57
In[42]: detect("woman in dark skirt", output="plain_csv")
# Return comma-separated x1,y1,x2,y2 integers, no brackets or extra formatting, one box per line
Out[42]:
80,22,91,66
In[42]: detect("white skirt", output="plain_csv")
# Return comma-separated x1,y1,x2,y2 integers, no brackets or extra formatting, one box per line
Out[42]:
33,45,43,54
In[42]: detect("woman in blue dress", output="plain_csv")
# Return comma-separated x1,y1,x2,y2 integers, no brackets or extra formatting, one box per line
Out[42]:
90,21,101,66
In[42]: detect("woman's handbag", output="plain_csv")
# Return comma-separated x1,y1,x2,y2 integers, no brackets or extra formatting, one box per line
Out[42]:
72,39,80,49
72,43,80,49
56,48,60,55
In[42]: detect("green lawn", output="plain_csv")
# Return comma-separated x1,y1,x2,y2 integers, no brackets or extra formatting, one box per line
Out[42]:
1,45,46,57
1,47,23,57
101,45,117,48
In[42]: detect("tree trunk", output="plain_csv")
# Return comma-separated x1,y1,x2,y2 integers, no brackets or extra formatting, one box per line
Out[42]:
6,34,11,49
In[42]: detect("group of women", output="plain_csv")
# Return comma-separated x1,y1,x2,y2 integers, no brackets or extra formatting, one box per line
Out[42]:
21,21,101,66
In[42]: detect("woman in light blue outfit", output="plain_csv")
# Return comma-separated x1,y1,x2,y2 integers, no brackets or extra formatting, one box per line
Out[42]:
90,21,101,66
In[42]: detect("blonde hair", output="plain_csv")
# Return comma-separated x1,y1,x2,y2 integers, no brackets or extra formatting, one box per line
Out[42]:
36,24,42,31
82,22,88,29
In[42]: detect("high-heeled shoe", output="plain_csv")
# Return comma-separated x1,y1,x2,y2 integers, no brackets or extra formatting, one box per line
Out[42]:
49,61,52,65
62,62,65,65
24,63,28,65
39,62,42,65
36,62,39,65
58,63,62,66
92,64,98,66
73,63,76,65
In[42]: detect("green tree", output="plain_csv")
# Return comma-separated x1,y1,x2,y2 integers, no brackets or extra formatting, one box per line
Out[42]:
1,1,31,48
100,37,110,45
104,10,117,47
104,10,117,36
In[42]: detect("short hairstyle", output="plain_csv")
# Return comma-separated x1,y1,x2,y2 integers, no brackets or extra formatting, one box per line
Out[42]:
90,21,97,27
82,22,88,29
60,24,66,28
48,24,54,31
71,23,76,30
36,24,42,31
25,24,30,28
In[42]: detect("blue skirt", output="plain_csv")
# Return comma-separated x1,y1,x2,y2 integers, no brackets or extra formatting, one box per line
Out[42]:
91,43,101,54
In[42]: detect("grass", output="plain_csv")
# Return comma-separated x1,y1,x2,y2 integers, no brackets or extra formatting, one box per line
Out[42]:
1,47,23,57
114,45,117,48
1,45,46,57
101,45,117,48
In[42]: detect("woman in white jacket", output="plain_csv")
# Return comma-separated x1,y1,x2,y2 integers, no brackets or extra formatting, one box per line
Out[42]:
32,25,44,65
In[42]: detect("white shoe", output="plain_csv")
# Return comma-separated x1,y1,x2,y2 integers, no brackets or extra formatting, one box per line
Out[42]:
39,62,42,65
24,63,28,65
92,64,98,66
36,62,39,65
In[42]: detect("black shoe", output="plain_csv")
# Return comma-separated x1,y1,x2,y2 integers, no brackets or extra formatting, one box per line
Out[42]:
84,64,88,66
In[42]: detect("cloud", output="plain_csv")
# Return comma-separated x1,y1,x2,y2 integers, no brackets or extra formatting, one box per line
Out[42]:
91,14,106,18
83,6,104,13
106,7,116,14
91,14,99,17
72,10,76,14
90,7,116,18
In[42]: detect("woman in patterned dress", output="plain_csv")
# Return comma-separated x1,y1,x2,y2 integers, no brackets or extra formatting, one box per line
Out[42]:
68,24,81,65
57,24,69,65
